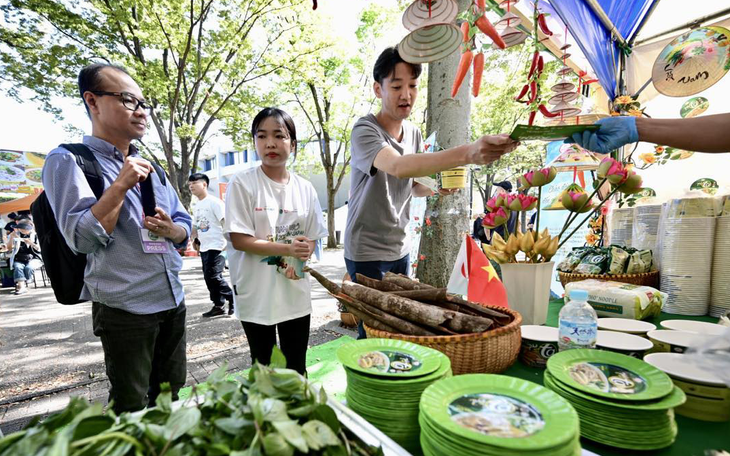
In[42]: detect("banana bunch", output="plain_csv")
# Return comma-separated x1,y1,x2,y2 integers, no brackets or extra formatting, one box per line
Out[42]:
482,229,559,264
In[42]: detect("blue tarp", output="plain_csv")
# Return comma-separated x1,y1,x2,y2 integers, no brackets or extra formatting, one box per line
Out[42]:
549,0,658,100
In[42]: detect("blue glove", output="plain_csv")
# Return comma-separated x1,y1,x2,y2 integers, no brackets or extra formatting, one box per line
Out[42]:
564,116,639,154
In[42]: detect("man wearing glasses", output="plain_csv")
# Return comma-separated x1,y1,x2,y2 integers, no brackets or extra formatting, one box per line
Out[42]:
41,63,192,414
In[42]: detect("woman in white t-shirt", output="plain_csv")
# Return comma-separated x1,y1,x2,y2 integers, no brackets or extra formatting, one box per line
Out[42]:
224,107,328,374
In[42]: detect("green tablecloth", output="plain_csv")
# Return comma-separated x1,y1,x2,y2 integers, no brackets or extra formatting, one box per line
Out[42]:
504,299,730,455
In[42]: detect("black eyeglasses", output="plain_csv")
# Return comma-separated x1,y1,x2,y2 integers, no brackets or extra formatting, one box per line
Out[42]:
89,91,152,113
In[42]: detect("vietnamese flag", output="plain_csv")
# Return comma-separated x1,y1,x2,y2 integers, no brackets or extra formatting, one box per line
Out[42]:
447,234,509,308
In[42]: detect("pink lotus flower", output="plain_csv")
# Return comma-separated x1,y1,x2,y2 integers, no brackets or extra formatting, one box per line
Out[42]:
506,194,538,211
561,190,594,213
482,207,510,229
597,157,629,185
617,172,643,195
520,166,557,188
485,195,506,212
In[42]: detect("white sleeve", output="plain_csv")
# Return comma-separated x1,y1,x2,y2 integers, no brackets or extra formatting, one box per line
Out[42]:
214,198,225,223
305,184,329,240
224,177,256,237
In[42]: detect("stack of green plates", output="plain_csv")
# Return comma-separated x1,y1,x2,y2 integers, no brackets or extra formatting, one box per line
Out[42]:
337,339,452,454
545,349,686,451
419,374,581,456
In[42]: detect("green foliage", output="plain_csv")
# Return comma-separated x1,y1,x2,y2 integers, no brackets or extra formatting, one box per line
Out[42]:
0,362,383,455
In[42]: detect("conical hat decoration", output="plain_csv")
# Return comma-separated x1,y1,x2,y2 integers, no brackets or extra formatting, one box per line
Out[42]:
398,23,462,64
546,113,608,126
548,143,602,171
500,25,527,48
402,0,458,32
551,101,581,117
551,78,576,92
548,91,579,104
499,0,520,8
652,26,730,97
496,11,521,29
557,66,574,76
544,183,586,211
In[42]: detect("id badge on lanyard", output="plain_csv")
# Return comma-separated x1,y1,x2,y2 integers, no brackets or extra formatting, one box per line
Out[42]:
137,180,170,254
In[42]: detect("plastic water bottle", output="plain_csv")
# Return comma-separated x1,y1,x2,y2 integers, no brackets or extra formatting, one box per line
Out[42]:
558,289,598,352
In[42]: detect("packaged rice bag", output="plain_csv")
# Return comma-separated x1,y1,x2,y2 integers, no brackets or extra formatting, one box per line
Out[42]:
626,249,653,273
564,279,666,320
574,248,610,275
607,245,629,275
557,247,589,272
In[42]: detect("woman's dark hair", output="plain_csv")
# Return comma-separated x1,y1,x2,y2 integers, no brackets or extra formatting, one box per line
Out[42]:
188,173,209,186
373,47,422,84
78,63,132,115
250,107,297,157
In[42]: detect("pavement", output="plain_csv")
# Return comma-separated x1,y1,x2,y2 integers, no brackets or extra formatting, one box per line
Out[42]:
0,248,354,435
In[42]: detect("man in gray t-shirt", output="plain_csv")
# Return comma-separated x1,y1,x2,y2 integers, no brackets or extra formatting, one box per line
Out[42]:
344,47,519,338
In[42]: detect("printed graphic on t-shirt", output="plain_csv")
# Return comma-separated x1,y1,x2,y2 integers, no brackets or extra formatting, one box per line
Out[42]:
196,216,211,233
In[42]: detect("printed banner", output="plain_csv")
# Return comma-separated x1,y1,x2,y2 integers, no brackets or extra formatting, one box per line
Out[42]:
0,150,46,195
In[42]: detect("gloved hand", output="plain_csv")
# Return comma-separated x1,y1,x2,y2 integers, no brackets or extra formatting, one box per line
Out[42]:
564,116,639,154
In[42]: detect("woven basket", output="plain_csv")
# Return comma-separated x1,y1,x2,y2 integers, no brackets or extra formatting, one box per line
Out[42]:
558,270,660,289
340,312,359,328
364,304,522,375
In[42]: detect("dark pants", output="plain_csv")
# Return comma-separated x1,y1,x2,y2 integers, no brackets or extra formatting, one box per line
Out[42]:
241,314,310,375
201,250,233,307
92,302,187,414
345,254,410,339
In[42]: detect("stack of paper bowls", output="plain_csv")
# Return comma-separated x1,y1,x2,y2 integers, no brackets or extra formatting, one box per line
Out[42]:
419,374,581,456
659,197,717,315
608,206,634,247
337,339,451,453
711,215,730,317
545,349,685,451
632,203,663,251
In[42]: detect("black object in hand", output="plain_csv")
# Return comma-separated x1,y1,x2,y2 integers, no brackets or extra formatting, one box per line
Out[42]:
140,175,157,218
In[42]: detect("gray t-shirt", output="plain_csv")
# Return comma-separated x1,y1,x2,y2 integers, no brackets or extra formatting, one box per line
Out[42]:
345,114,423,262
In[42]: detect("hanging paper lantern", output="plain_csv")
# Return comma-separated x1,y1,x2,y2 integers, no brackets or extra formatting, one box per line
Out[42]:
402,0,459,32
398,23,462,64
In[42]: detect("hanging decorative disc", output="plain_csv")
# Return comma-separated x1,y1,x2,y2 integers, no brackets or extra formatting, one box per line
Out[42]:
652,26,730,97
498,0,520,8
551,101,581,117
552,78,576,92
548,91,579,104
398,23,462,64
500,26,527,48
557,66,574,76
560,44,572,51
547,113,607,126
402,0,459,32
496,11,521,29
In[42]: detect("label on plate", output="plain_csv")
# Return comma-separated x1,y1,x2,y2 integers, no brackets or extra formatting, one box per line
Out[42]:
357,350,421,374
569,362,647,394
448,393,545,438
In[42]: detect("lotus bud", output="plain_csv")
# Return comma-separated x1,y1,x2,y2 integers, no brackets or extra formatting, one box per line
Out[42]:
520,230,535,253
562,190,595,213
482,207,510,229
504,234,520,256
533,235,551,256
617,172,643,195
539,228,550,240
485,195,504,212
507,194,538,212
597,157,629,185
544,236,560,261
521,166,557,189
491,232,507,250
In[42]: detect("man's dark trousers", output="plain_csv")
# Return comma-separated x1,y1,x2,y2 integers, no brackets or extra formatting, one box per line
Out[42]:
345,254,410,340
200,250,233,307
92,302,187,414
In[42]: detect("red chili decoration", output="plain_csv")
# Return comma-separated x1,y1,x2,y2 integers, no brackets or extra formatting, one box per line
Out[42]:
538,104,560,118
477,0,486,9
472,52,485,97
475,15,506,49
312,0,317,10
528,110,537,126
537,55,544,75
528,81,538,103
461,21,470,43
451,49,474,98
515,84,529,101
528,50,539,78
537,14,553,36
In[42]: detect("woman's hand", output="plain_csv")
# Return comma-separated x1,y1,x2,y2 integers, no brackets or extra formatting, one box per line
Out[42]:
288,235,313,261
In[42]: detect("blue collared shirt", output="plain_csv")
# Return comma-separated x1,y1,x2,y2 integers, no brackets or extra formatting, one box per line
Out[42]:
41,136,192,314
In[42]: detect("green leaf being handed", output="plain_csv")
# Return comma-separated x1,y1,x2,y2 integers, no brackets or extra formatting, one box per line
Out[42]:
272,420,308,453
268,369,305,395
302,420,341,450
262,432,294,456
166,407,201,440
270,346,287,369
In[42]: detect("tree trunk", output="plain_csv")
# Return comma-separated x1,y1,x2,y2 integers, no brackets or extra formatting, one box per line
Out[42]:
416,0,472,288
326,169,338,248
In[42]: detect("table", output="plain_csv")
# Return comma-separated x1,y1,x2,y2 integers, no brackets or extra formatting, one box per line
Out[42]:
504,299,730,455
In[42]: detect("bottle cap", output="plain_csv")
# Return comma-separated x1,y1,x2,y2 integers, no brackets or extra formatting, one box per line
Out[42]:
570,289,589,301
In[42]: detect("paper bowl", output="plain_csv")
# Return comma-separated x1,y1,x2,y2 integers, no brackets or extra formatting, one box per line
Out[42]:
647,329,718,354
597,318,656,336
644,352,730,421
659,320,729,336
519,325,558,368
596,330,654,358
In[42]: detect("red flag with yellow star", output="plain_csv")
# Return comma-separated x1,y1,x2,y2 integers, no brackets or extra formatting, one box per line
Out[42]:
448,234,509,307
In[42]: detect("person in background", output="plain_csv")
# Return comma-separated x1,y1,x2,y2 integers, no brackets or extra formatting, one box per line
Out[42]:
3,221,42,294
472,211,489,244
224,107,328,375
566,114,730,154
188,173,234,317
487,181,519,241
345,47,519,339
42,63,192,414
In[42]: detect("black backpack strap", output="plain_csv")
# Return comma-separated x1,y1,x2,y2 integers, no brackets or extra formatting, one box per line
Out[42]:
60,143,105,200
150,163,167,186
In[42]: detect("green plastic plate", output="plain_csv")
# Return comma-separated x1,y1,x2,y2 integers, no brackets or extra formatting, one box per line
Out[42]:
546,349,674,401
509,124,599,141
419,374,578,451
337,338,442,378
